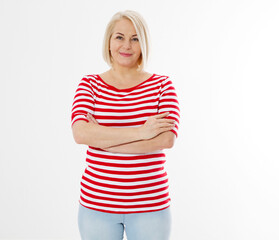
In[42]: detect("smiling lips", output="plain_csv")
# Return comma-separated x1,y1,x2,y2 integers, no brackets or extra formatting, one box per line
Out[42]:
120,52,132,57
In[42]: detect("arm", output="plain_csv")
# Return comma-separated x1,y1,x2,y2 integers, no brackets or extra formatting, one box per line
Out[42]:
72,119,141,149
72,112,174,149
103,131,176,154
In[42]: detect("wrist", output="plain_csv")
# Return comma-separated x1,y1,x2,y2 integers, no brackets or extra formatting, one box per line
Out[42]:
135,126,144,140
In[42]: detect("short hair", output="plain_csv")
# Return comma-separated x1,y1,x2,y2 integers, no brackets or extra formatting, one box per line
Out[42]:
102,10,150,72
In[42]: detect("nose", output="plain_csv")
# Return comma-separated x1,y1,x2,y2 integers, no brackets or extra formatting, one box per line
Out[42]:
123,39,132,49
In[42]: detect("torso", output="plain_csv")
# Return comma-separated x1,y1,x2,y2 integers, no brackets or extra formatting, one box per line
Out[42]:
71,73,180,213
98,71,153,90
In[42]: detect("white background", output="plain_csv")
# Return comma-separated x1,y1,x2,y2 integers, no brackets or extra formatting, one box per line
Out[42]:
0,0,279,239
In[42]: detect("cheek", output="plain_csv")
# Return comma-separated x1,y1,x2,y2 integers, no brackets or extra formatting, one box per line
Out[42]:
133,44,141,54
110,40,120,51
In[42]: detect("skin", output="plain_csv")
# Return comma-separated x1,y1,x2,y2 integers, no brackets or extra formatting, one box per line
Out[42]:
109,18,142,72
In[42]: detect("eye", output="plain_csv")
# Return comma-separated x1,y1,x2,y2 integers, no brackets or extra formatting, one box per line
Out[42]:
132,37,139,42
116,36,123,40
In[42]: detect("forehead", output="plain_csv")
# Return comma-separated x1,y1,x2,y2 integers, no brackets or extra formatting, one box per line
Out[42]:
112,18,137,35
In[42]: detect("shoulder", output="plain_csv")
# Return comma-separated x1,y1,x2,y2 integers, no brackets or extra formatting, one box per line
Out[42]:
153,74,173,86
76,75,100,92
154,73,169,78
154,74,178,95
78,74,100,85
153,73,170,80
83,74,99,80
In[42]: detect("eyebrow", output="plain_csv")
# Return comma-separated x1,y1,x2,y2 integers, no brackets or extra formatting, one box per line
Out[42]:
115,32,137,37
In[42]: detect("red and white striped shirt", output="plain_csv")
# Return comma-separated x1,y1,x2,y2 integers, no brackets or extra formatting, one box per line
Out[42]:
71,73,180,213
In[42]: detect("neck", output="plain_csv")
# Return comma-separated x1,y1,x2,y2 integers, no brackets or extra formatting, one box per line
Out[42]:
110,64,142,79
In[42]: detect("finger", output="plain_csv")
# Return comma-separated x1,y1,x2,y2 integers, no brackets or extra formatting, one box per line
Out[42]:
157,119,175,124
87,113,98,124
158,122,175,128
87,117,93,123
90,115,99,124
87,114,94,122
159,126,175,133
87,113,94,120
155,112,170,119
92,118,98,124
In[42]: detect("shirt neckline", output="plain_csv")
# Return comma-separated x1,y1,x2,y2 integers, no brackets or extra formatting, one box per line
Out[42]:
96,73,156,91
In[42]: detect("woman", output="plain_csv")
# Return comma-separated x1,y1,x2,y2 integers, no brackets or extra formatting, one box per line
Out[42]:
71,10,180,240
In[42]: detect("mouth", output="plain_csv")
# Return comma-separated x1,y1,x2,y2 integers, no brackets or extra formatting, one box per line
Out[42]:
119,52,133,57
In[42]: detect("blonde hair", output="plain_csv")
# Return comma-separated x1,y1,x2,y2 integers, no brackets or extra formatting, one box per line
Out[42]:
102,10,150,72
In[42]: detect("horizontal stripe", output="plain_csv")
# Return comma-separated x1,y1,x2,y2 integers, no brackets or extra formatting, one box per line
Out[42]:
82,175,169,190
87,156,165,167
94,87,161,100
81,183,169,199
94,105,158,115
87,165,165,175
86,150,165,160
85,161,165,171
80,190,170,205
80,178,169,193
83,170,168,186
79,199,171,213
87,147,163,156
86,165,166,179
80,195,170,209
80,181,169,196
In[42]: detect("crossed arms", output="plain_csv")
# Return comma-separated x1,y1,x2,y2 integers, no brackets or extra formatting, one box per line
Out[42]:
72,112,176,154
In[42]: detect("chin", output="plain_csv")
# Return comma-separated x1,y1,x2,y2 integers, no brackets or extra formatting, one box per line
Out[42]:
117,61,138,68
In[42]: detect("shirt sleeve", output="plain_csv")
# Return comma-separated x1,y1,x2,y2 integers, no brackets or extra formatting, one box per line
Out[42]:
158,77,180,138
71,76,95,127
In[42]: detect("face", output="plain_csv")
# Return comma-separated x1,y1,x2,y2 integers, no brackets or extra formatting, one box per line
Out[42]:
109,18,142,69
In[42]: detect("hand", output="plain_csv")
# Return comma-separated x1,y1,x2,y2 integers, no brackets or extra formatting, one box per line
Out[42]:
139,112,175,140
86,113,99,125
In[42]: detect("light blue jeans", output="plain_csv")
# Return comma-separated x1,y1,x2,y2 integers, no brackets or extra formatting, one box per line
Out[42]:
78,204,172,240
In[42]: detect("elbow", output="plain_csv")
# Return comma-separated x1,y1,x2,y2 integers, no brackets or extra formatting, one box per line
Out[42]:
71,121,88,145
72,129,84,144
166,139,175,149
71,121,103,148
164,132,176,149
